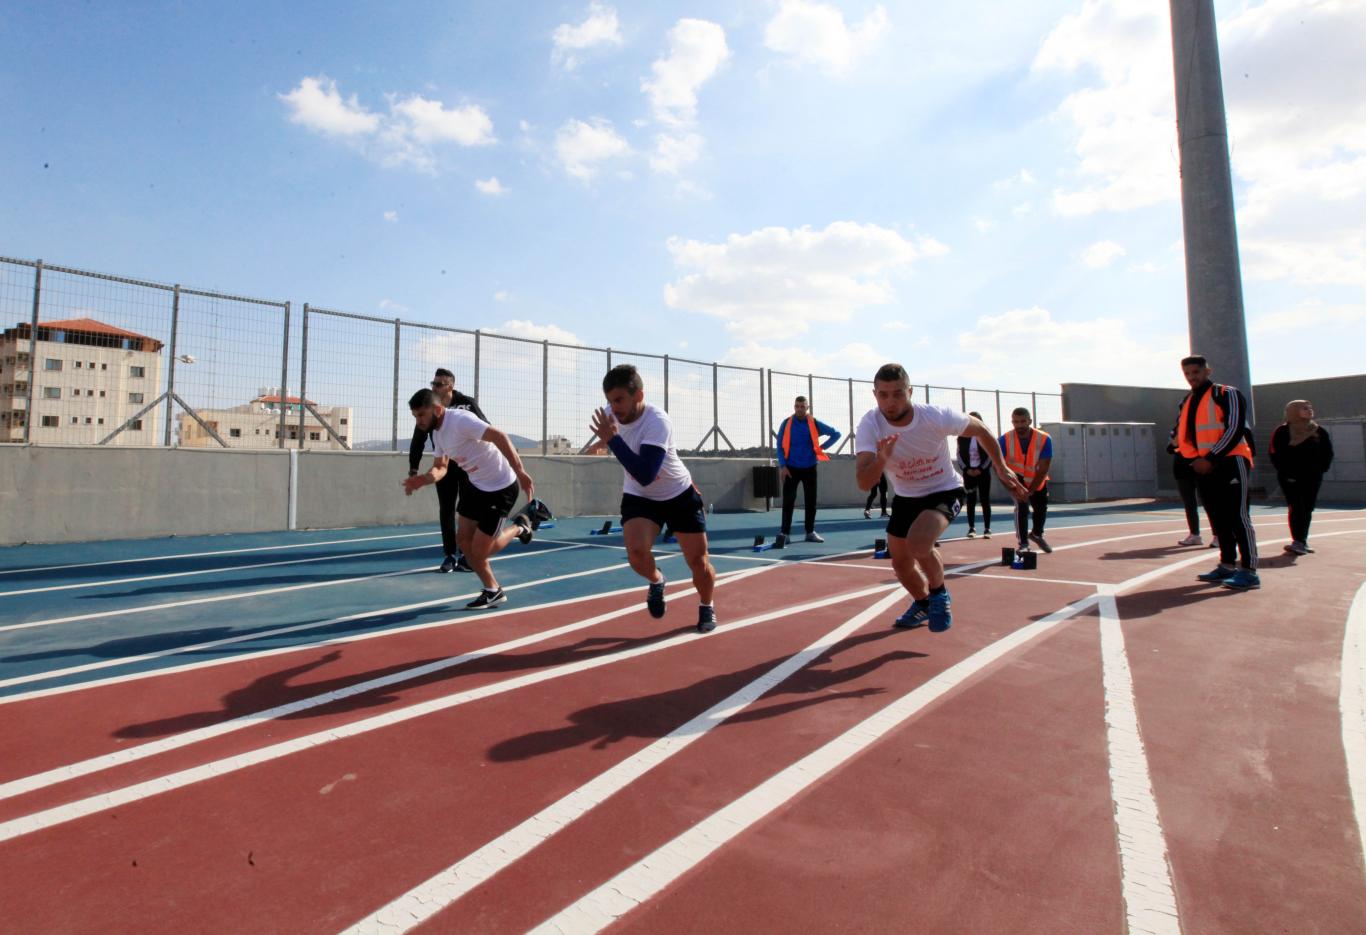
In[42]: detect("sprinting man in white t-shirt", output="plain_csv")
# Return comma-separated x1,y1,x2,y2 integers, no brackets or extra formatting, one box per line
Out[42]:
402,387,535,610
587,364,718,633
854,363,1026,632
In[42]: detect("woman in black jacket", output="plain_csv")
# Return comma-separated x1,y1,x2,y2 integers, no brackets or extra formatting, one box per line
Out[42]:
957,412,992,538
1269,400,1334,555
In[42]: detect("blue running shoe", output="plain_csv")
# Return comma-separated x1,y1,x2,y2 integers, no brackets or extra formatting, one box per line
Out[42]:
697,605,717,633
1197,565,1237,583
1221,568,1261,590
894,600,930,629
928,590,952,632
647,576,667,619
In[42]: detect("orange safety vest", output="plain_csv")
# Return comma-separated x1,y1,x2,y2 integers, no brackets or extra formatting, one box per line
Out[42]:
1177,385,1253,463
1003,428,1050,488
780,416,829,462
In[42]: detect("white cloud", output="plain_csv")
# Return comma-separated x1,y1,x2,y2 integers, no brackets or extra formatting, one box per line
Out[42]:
1249,300,1366,335
972,217,996,234
1080,239,1125,269
555,118,630,180
279,76,494,173
993,168,1036,190
378,298,409,313
650,131,703,175
279,76,380,137
493,291,509,303
383,210,398,223
553,2,623,69
475,176,507,195
642,19,729,128
763,0,889,75
722,340,887,377
489,319,584,345
664,222,948,338
957,306,1188,388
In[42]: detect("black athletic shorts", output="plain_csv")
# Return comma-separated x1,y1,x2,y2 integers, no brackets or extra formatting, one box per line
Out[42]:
621,486,706,534
886,487,965,538
457,479,520,537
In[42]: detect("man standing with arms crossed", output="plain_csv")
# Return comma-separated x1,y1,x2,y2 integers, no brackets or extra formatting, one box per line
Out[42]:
403,388,536,609
1175,354,1259,590
1001,407,1053,554
408,368,488,573
856,364,1026,632
588,364,719,634
774,395,841,546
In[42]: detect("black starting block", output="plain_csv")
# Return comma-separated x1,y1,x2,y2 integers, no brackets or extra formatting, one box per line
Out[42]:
590,520,623,536
873,537,889,559
1002,547,1037,569
753,535,773,553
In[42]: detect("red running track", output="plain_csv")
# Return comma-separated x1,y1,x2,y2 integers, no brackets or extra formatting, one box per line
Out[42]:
1,514,1364,933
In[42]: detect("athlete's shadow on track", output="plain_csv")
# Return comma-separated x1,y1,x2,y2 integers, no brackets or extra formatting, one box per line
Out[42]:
1097,545,1205,561
487,630,925,762
1113,582,1246,619
110,626,699,739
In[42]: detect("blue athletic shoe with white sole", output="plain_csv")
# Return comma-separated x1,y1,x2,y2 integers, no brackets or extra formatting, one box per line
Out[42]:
1197,565,1237,583
1221,568,1261,590
894,600,930,629
928,590,952,632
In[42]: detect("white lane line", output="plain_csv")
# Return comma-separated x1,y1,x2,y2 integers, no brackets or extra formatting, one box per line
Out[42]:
0,530,441,578
1342,583,1366,874
1097,594,1181,935
0,548,653,693
0,542,587,634
0,543,444,598
343,587,906,934
0,564,775,803
956,571,1107,588
0,579,895,844
528,593,1106,935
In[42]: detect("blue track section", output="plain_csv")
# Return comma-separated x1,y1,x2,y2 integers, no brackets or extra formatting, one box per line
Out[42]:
0,503,1282,700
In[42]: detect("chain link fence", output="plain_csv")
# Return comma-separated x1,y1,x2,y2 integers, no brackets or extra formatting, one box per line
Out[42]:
1,254,1063,457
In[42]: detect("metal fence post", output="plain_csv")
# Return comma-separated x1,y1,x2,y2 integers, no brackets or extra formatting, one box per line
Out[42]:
606,347,612,370
847,377,855,446
163,285,181,447
391,319,400,451
542,339,549,456
757,368,765,450
807,373,813,407
924,383,930,403
961,386,966,411
279,301,290,449
663,354,670,412
766,368,774,458
1031,391,1037,419
995,390,1002,437
473,329,481,401
298,304,310,448
22,260,42,444
712,363,719,452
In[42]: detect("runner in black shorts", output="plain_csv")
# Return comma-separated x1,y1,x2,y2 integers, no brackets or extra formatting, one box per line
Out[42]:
589,364,718,633
855,363,1026,632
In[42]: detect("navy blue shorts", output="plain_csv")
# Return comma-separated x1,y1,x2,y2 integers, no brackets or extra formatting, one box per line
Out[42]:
887,488,964,538
457,479,520,537
621,486,706,534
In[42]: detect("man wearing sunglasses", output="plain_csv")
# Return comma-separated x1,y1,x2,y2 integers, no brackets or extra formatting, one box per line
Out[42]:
408,368,488,572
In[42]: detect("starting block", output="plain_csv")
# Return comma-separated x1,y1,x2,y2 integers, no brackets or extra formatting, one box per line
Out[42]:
590,520,623,536
1001,547,1037,570
538,522,556,529
873,537,889,559
753,535,774,553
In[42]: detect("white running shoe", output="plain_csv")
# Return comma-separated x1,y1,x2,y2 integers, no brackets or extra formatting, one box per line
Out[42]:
1177,534,1203,546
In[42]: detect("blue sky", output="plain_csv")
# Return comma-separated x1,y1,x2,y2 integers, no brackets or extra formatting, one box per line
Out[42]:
2,0,1362,396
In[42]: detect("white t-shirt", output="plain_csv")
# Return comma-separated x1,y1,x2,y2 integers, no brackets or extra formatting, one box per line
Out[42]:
429,407,517,493
855,403,970,498
611,403,692,500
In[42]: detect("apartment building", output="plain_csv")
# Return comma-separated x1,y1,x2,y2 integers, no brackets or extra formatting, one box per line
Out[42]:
178,392,353,449
0,317,164,444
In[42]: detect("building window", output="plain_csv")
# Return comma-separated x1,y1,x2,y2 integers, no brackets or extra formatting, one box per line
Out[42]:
309,431,321,441
98,418,105,425
230,428,242,438
88,362,95,369
340,418,349,425
75,361,82,368
129,366,145,378
42,386,61,399
131,419,143,431
70,417,78,424
44,358,62,371
42,415,59,427
85,417,92,425
73,388,81,397
339,434,347,442
99,390,106,397
101,363,108,370
128,392,144,404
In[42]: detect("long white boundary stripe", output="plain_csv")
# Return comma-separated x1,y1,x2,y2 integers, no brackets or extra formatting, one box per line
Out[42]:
0,530,441,578
0,549,648,693
0,542,588,634
529,594,1105,935
343,588,907,933
1342,583,1366,872
0,580,896,844
1097,594,1181,934
1,543,443,598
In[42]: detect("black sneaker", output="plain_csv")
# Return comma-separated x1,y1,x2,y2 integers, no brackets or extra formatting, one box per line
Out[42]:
439,554,457,573
647,576,667,619
697,605,717,633
466,588,506,610
1028,533,1052,554
512,514,533,545
454,555,473,573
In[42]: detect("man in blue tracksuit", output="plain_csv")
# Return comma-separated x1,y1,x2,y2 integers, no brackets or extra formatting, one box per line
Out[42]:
775,395,842,544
